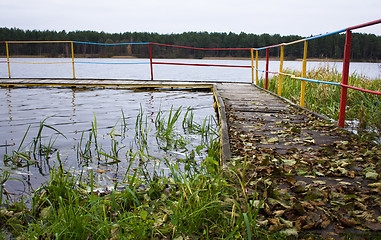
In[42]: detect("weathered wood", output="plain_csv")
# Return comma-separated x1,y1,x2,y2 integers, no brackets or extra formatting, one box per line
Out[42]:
215,83,344,155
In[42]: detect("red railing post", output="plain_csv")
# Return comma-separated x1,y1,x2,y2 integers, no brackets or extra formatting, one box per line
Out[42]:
338,29,352,128
265,48,269,89
149,43,153,80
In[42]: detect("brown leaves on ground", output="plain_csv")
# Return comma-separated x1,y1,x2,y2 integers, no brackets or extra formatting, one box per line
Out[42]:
225,105,381,239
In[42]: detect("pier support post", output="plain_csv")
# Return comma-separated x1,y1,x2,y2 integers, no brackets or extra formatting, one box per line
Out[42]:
71,41,76,79
250,49,254,84
255,50,259,85
265,48,269,90
149,43,154,80
300,40,308,107
277,44,284,96
338,29,352,128
6,42,11,78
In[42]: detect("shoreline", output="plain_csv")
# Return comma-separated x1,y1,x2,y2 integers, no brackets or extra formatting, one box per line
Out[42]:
0,55,379,63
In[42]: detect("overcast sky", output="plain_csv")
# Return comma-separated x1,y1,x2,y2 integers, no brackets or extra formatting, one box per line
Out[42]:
1,0,380,37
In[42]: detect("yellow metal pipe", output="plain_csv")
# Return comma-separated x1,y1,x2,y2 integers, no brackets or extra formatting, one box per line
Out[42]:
6,42,11,78
284,38,305,46
277,45,284,96
6,41,72,44
255,50,259,85
300,40,308,107
9,61,72,64
71,41,76,79
250,49,254,84
0,82,215,89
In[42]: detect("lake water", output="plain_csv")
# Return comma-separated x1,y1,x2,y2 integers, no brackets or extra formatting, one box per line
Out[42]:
1,58,380,81
0,87,216,198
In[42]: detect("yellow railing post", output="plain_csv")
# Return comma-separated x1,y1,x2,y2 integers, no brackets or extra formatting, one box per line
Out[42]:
277,44,284,96
255,50,259,85
300,40,308,107
6,42,11,78
250,49,254,84
71,41,76,79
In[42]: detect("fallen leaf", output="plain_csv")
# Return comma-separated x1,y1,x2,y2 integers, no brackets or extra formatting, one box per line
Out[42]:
365,172,379,180
280,227,298,237
365,221,381,231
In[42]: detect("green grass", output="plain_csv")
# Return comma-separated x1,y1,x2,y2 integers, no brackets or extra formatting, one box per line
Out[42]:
259,65,381,142
0,105,284,239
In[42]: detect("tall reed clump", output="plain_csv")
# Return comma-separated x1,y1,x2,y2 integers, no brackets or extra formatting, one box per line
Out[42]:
259,65,381,142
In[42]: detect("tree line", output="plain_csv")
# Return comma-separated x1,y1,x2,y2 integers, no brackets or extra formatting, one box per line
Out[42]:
0,27,380,61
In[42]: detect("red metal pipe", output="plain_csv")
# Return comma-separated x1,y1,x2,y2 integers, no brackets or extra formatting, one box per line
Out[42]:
338,30,352,128
152,61,251,68
347,19,381,31
265,48,269,90
149,43,153,80
151,42,251,51
340,83,381,95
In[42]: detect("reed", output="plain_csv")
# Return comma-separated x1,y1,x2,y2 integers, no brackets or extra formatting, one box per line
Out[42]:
260,65,381,141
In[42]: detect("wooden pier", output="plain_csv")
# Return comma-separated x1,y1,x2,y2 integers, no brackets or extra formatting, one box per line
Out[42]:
0,78,371,159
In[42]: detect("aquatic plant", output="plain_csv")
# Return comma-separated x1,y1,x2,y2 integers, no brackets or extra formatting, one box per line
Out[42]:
0,101,295,239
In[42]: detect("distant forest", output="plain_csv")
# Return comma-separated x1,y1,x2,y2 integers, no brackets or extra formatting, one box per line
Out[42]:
0,27,380,61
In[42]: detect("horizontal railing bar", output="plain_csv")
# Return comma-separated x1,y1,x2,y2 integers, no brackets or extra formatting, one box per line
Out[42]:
6,41,72,44
74,61,150,65
347,19,381,31
9,61,72,64
151,42,252,51
300,77,341,86
152,61,251,68
341,83,381,95
72,41,150,45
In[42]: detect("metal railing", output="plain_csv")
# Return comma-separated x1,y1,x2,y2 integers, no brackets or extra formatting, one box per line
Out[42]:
1,19,380,128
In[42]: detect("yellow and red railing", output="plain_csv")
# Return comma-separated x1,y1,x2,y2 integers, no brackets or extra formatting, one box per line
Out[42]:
251,19,381,127
1,19,380,128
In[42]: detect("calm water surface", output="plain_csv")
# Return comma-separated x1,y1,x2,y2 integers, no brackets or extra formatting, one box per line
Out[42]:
0,87,216,197
1,58,380,80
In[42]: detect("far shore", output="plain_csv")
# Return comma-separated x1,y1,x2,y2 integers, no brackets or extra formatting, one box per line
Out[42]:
0,55,378,63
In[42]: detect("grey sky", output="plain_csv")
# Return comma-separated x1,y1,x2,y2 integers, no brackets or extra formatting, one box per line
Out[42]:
1,0,380,37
